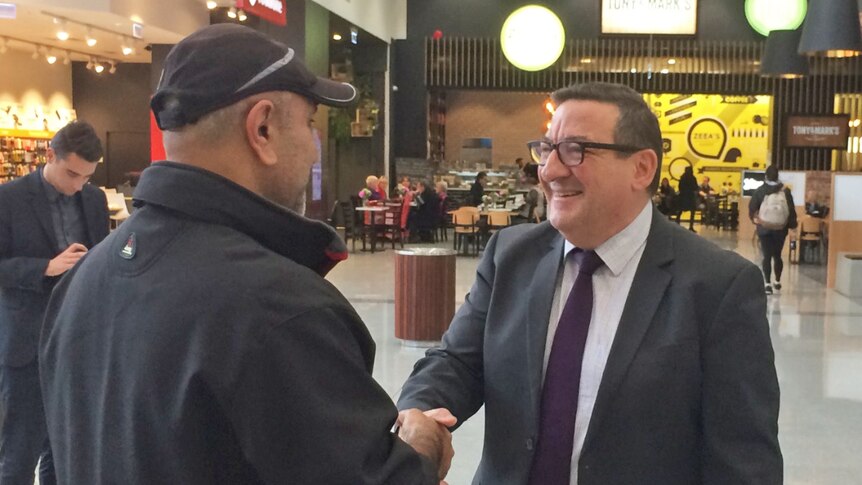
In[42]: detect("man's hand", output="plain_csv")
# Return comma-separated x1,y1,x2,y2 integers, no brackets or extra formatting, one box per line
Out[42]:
397,408,456,481
45,243,88,276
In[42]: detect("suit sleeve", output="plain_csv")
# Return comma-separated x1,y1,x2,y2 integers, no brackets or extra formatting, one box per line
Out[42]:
397,231,499,428
227,307,438,485
0,191,51,292
701,262,783,484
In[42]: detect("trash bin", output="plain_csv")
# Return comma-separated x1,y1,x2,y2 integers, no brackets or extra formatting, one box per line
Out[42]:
394,248,457,347
835,253,862,298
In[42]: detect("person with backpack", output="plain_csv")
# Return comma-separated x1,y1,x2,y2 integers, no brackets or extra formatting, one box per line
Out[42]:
750,165,798,294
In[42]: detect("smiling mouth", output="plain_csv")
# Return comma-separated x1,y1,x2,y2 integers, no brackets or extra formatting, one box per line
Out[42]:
553,190,584,198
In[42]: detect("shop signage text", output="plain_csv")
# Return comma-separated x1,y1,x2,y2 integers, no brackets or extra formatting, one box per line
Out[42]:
602,0,697,35
785,115,850,149
237,0,286,26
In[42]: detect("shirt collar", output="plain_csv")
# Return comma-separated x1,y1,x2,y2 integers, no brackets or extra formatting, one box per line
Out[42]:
564,200,653,276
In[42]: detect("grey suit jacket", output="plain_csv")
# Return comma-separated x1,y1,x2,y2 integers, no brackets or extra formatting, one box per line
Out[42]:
0,170,109,367
398,209,782,485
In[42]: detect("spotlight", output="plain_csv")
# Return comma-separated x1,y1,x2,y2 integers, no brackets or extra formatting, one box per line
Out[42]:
121,40,134,56
667,58,677,65
238,9,247,21
227,6,237,18
206,0,218,8
332,33,342,41
86,28,97,47
86,57,94,70
94,62,104,74
109,61,117,74
46,51,57,64
55,19,69,41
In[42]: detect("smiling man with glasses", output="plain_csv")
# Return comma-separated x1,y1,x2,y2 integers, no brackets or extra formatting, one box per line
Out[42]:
398,81,782,484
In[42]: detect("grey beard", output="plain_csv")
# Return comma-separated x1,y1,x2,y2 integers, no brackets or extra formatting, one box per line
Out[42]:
290,188,307,215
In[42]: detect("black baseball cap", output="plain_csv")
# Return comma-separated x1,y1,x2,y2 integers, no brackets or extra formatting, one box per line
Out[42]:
151,24,357,130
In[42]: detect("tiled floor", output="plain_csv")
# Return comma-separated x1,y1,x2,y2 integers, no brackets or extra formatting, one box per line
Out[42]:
327,225,862,485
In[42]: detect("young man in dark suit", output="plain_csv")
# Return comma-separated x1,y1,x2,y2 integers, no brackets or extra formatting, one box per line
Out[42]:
0,120,109,485
398,82,782,484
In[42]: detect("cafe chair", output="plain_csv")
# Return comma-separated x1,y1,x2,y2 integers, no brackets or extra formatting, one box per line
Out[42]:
452,207,480,256
486,211,511,243
339,201,366,252
799,216,823,264
381,205,405,249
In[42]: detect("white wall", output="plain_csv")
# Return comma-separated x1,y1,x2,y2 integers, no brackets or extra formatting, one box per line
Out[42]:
0,49,73,113
311,0,406,42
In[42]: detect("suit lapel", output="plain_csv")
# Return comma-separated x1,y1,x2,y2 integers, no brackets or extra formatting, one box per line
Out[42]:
26,170,59,252
582,210,675,451
525,226,566,430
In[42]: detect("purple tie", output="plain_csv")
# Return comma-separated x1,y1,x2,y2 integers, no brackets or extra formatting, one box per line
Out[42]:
528,249,604,485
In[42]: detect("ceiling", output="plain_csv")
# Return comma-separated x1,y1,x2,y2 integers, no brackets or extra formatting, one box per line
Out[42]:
0,1,200,64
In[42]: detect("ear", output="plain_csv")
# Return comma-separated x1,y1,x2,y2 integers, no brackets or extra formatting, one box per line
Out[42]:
244,99,278,166
631,149,658,192
46,147,56,163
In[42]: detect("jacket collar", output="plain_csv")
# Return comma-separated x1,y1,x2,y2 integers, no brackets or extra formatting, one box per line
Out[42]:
133,161,347,276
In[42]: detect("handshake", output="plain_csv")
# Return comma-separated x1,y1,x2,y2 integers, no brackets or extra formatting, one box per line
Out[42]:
397,408,457,483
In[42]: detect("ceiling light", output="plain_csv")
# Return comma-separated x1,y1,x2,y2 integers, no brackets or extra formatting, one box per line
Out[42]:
206,0,218,9
227,6,237,18
237,9,247,21
798,0,862,57
86,57,94,70
580,57,593,64
55,19,69,41
86,28,97,47
667,58,677,65
761,29,809,78
121,38,134,56
94,62,104,74
46,50,57,64
109,61,117,74
332,33,342,41
660,68,670,74
630,68,638,73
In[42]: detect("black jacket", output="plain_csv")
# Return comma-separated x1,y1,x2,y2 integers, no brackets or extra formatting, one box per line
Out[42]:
468,181,485,207
40,162,436,484
0,169,108,366
749,182,798,235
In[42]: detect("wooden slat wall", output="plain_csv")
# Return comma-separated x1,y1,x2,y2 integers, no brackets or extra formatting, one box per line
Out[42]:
426,37,862,172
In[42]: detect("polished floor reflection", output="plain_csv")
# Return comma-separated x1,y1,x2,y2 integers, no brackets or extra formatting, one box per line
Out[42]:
327,225,862,485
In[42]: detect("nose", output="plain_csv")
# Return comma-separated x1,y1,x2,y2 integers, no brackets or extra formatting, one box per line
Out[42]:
539,147,570,183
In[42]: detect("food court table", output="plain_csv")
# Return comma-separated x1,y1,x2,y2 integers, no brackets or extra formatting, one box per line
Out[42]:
355,206,389,253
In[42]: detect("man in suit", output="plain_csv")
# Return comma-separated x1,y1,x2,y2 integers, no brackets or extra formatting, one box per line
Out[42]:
0,120,109,485
398,82,782,484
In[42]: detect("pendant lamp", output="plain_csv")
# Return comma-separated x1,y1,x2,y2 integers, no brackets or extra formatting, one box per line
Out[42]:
761,30,810,78
798,0,862,57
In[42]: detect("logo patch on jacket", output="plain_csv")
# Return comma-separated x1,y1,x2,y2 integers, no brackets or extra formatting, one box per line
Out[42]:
120,233,136,259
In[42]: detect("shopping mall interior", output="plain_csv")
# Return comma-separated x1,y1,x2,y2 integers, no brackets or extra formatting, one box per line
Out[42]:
2,0,862,483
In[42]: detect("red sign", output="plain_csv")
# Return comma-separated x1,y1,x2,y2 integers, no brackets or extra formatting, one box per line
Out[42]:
237,0,286,26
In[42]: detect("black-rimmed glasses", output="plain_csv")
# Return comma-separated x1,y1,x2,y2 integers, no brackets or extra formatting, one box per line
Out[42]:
526,139,644,167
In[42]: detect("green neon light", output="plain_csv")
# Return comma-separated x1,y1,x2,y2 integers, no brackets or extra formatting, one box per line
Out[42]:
745,0,807,37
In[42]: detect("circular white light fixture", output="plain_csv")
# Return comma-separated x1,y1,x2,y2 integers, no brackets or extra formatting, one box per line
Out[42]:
206,0,218,9
500,5,565,72
238,9,247,21
46,53,57,64
667,58,677,65
94,62,104,73
227,6,237,18
332,33,342,41
745,0,806,37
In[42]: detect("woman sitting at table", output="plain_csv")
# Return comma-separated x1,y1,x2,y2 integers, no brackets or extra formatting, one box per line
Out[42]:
359,175,383,203
376,175,388,200
408,180,440,242
657,177,676,216
513,164,545,224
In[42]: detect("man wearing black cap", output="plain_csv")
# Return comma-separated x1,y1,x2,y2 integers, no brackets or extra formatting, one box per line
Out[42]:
39,24,452,484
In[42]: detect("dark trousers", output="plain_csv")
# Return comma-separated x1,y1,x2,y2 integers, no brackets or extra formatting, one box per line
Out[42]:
758,231,786,283
0,362,55,485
